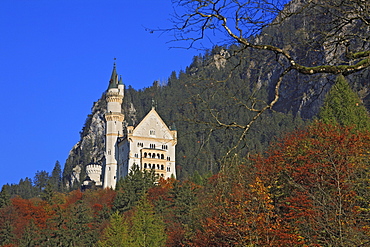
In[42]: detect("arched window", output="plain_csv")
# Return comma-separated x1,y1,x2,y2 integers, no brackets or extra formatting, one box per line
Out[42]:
161,154,164,159
144,152,147,158
144,163,147,169
161,165,164,170
157,153,160,159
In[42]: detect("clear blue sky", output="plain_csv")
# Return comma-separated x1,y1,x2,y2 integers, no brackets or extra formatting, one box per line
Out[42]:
0,1,204,186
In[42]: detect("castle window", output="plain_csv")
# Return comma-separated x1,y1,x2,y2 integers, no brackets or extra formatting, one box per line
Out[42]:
161,154,164,159
149,130,155,136
144,163,147,169
150,144,156,149
157,164,160,169
161,165,164,170
167,156,170,161
144,152,147,158
157,153,160,159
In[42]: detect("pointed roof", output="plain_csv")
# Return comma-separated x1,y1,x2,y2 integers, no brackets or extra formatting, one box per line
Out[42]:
118,75,123,85
108,63,118,89
132,108,175,140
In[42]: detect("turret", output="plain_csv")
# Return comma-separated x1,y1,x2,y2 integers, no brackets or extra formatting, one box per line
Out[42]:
103,63,125,189
86,163,102,186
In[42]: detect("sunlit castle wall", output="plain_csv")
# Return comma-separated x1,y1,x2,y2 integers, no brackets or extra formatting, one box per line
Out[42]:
86,164,102,186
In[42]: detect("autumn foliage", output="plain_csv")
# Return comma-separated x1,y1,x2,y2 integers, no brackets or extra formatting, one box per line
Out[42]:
256,122,370,246
1,122,369,246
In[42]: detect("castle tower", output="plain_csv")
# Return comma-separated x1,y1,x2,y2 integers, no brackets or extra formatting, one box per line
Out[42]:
85,163,102,186
103,63,124,189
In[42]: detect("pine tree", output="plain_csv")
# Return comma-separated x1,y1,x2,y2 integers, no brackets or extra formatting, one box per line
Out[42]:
0,221,15,246
50,160,63,192
131,194,167,247
319,74,370,131
113,166,156,212
0,185,10,208
98,211,130,247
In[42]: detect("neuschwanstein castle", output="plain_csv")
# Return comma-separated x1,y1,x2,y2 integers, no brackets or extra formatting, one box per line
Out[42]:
83,64,177,189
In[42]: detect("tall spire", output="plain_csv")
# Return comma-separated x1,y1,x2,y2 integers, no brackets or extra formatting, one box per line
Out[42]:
118,75,123,85
108,61,118,89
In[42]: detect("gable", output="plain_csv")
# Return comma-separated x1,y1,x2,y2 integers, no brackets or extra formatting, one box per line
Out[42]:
132,108,173,140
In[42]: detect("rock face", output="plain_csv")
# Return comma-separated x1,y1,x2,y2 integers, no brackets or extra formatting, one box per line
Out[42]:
63,96,107,189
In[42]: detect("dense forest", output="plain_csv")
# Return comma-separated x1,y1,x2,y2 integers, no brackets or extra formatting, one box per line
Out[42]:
1,0,370,246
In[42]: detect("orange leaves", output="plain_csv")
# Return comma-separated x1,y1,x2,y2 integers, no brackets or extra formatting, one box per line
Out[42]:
11,197,51,230
255,122,370,246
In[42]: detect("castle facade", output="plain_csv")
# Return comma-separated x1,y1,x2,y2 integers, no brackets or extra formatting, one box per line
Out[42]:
86,64,177,189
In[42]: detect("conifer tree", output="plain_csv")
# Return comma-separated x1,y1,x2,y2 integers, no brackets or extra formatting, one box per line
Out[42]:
0,185,10,208
0,221,15,246
131,194,167,247
98,211,130,247
113,166,156,212
50,160,63,192
319,74,370,131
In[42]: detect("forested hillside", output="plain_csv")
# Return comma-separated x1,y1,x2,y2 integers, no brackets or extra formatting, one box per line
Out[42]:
61,0,370,187
1,0,370,245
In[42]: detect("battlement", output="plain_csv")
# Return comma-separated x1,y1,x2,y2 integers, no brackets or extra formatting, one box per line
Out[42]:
106,91,123,103
105,112,124,122
86,164,102,175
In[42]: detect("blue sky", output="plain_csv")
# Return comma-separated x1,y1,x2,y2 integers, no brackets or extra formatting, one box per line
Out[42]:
0,1,205,186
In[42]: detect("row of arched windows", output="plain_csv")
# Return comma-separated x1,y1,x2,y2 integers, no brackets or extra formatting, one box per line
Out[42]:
143,152,165,159
144,163,165,170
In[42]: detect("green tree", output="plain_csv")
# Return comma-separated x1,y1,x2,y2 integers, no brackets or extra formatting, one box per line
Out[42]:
113,165,156,212
19,220,42,247
98,211,130,247
0,185,10,208
50,160,63,192
131,194,166,247
34,170,50,194
0,221,15,246
319,74,370,131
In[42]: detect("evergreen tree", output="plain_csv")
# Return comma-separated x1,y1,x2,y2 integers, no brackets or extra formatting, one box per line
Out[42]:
50,160,63,192
64,200,97,246
98,211,130,247
19,220,41,247
0,185,10,208
0,220,15,246
319,74,370,131
41,183,54,203
113,165,156,212
34,170,50,194
131,194,167,247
